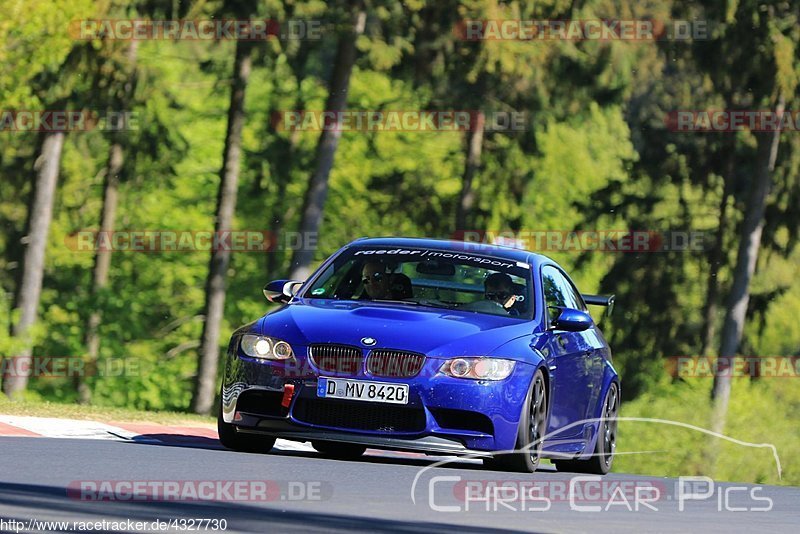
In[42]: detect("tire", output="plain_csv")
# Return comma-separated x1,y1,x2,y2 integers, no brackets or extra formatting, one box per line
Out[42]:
312,441,367,460
554,382,619,475
484,368,548,473
217,402,276,453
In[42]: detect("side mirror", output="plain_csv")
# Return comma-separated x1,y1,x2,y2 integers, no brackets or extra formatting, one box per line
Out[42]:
263,279,303,303
551,307,593,332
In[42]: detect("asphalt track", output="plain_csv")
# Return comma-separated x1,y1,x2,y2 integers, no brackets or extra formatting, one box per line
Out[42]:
1,436,798,533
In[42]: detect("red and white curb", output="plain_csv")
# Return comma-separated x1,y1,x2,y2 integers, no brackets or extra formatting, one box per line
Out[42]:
0,414,311,451
0,414,477,463
0,415,149,441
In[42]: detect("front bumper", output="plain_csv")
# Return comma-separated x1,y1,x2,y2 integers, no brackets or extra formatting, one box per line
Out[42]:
221,341,534,453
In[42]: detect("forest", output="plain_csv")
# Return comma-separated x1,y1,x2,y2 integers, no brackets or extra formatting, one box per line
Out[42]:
1,0,798,484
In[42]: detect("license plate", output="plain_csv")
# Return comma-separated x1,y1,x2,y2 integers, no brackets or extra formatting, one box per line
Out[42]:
317,377,409,405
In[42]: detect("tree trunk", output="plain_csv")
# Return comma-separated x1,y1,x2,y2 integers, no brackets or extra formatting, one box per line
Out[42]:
77,141,123,403
700,145,735,356
711,95,784,433
266,126,302,280
288,5,366,281
455,111,485,231
77,41,138,404
191,40,253,415
2,131,65,398
266,43,311,280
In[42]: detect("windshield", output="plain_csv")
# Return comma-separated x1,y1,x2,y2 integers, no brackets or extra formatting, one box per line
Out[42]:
303,246,532,319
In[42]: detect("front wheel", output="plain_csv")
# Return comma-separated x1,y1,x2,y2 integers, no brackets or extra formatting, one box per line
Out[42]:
484,369,548,473
217,402,276,453
554,382,619,475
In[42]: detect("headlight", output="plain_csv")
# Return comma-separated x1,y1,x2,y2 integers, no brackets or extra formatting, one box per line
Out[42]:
240,334,294,360
440,358,516,380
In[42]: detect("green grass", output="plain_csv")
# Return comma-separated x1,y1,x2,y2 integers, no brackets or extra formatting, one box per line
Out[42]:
0,395,214,427
615,377,799,486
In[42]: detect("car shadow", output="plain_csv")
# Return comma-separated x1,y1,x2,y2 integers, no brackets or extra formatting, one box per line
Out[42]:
0,481,537,533
123,434,555,473
126,433,225,450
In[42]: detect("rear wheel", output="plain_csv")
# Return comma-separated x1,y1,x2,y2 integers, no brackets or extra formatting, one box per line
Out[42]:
554,382,619,475
312,441,367,460
484,369,547,473
217,402,276,453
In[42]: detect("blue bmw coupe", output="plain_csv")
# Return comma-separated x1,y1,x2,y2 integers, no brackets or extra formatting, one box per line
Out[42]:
219,237,619,473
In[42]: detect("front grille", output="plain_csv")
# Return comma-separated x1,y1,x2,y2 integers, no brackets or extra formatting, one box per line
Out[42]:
309,344,363,376
293,398,426,433
367,350,425,377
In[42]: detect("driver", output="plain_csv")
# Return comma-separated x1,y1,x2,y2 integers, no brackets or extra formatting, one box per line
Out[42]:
361,261,391,299
484,272,522,311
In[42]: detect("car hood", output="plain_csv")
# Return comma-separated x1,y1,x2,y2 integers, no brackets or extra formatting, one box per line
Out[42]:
254,298,533,358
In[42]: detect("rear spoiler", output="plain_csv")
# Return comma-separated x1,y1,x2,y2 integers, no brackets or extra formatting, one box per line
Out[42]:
582,294,615,317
